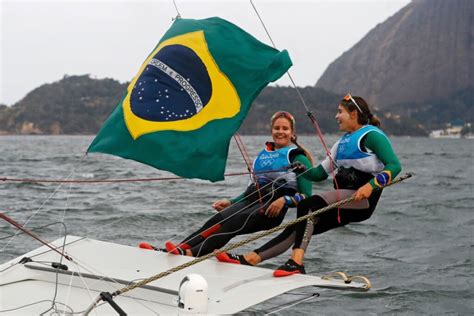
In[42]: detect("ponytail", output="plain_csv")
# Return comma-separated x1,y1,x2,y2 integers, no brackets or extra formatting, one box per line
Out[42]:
291,135,314,166
367,113,381,127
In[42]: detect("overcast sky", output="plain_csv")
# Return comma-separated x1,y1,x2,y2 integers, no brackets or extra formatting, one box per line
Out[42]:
0,0,410,105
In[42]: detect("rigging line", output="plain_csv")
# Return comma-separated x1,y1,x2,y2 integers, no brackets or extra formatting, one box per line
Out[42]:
0,235,87,274
0,169,287,184
233,134,253,177
68,259,162,316
166,164,310,253
1,153,87,252
0,300,58,314
13,176,298,260
82,213,142,238
172,0,182,19
1,244,138,314
249,0,341,219
69,262,101,316
39,222,69,316
19,236,86,262
47,172,75,307
265,293,319,315
63,258,76,315
166,163,317,253
63,248,166,311
0,171,73,253
0,221,63,241
233,134,265,212
249,0,334,158
192,166,293,257
0,212,73,261
102,173,412,301
194,182,276,257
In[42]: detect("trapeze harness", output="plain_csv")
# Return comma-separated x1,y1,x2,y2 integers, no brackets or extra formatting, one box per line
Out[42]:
255,126,394,260
176,145,305,256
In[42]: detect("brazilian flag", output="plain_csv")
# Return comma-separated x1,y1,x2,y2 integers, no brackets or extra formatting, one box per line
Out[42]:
88,17,292,182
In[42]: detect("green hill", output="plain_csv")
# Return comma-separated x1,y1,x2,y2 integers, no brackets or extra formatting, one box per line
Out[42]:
0,75,127,134
0,75,428,136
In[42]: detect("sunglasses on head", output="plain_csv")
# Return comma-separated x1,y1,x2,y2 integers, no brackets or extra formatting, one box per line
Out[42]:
271,111,295,124
343,93,363,114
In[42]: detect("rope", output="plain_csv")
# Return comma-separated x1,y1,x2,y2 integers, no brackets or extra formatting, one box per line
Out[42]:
166,165,305,256
108,173,411,298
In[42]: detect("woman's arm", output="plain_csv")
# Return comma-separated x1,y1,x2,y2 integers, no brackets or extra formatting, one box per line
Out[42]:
353,131,401,200
213,189,247,211
266,154,312,217
363,131,402,189
303,141,340,182
292,154,313,198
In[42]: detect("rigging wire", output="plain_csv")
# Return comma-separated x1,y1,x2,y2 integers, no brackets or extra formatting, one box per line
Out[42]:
38,177,75,315
249,0,342,221
86,173,411,311
0,169,287,184
264,292,320,315
193,176,280,257
39,222,69,316
0,221,64,241
172,0,182,19
163,164,311,255
0,213,73,261
0,153,87,253
233,133,265,212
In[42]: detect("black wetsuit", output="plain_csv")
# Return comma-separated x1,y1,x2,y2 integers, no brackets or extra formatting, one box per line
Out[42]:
175,147,313,257
254,185,382,261
253,129,401,261
181,183,295,256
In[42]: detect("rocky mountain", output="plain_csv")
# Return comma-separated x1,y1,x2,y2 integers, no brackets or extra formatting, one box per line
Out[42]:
0,75,427,136
316,0,473,114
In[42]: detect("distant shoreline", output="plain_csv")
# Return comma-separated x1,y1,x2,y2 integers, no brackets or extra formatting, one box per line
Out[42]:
0,133,456,139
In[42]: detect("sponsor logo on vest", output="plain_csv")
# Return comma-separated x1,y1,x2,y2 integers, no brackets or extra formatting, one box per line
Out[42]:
259,152,280,160
260,159,275,167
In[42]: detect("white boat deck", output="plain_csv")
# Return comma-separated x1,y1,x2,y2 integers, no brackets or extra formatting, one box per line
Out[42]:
0,236,369,314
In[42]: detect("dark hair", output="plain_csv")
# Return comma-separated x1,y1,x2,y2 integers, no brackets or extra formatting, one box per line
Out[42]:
271,111,314,165
340,96,381,127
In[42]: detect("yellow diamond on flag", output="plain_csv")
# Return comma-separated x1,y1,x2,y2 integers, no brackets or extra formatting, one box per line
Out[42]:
123,31,240,140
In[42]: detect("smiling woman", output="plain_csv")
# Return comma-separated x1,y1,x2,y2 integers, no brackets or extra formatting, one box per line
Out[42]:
218,95,402,276
140,111,314,259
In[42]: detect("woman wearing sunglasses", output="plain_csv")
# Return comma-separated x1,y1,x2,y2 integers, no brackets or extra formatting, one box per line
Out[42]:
149,111,314,257
217,94,401,276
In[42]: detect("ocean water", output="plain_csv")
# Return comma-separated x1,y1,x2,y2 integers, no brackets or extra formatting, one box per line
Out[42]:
0,135,473,315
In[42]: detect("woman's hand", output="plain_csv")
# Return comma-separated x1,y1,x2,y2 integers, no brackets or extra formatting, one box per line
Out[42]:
353,183,373,201
212,199,231,211
265,197,285,218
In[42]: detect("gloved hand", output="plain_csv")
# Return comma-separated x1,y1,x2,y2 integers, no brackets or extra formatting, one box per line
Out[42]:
289,162,307,173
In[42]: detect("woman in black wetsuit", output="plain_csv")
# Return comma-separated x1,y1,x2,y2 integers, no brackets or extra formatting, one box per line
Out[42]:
144,111,314,257
217,95,401,276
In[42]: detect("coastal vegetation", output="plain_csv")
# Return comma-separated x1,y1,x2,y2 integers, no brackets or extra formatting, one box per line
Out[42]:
0,75,470,136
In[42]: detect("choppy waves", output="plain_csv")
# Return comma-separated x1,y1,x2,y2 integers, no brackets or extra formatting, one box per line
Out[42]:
0,135,473,314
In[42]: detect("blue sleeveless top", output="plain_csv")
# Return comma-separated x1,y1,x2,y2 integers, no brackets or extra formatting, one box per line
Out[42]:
335,125,387,175
252,145,298,190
